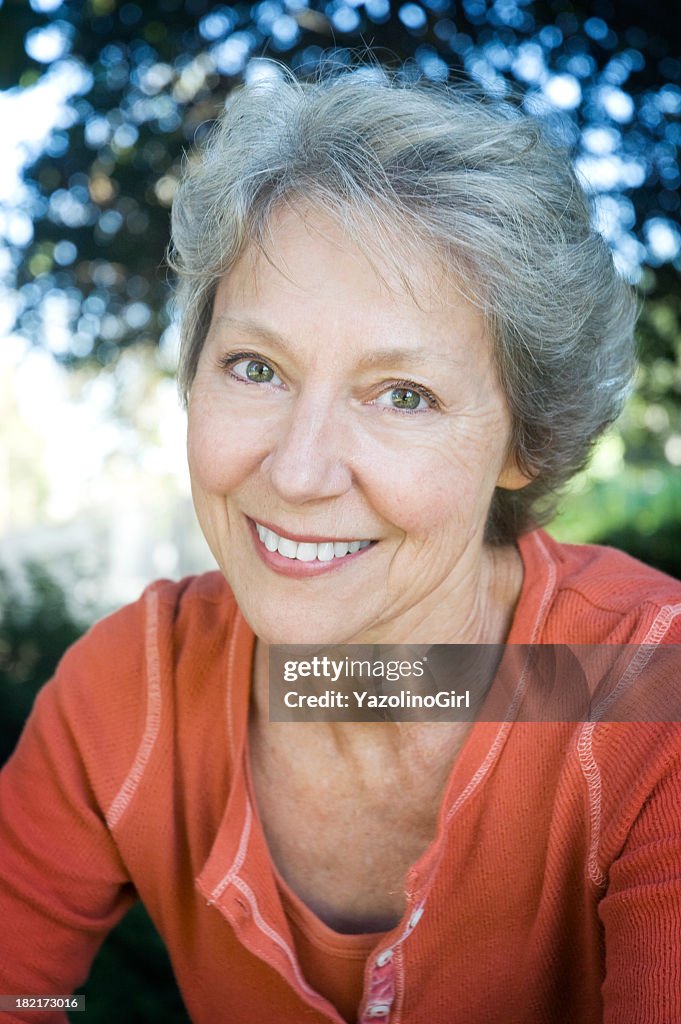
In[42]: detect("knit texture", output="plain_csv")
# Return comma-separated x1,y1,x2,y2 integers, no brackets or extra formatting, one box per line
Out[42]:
1,530,680,1023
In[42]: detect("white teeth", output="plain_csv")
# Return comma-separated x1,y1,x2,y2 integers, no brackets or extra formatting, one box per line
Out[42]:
254,522,372,563
256,524,280,552
264,529,278,553
296,542,317,562
277,536,298,559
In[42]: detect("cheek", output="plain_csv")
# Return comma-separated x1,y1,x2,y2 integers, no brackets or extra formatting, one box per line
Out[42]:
359,434,504,536
187,401,260,495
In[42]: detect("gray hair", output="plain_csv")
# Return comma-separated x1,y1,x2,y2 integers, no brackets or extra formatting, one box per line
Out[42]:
170,71,637,543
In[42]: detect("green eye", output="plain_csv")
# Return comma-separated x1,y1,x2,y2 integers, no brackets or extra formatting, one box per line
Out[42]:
245,360,274,383
224,354,283,387
390,387,422,410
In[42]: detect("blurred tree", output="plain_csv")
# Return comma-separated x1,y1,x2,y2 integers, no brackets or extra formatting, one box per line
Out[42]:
0,1,679,575
0,0,679,365
0,561,83,762
1,10,679,1012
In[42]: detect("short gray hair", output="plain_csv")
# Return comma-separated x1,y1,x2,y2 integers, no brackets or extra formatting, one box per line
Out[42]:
170,71,636,543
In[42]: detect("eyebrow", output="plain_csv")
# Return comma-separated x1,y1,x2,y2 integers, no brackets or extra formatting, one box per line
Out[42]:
211,313,457,370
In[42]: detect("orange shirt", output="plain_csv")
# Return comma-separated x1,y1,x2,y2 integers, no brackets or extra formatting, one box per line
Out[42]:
276,865,381,1023
1,529,681,1023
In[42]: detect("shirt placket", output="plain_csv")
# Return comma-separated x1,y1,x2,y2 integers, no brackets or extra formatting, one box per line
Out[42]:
358,899,427,1023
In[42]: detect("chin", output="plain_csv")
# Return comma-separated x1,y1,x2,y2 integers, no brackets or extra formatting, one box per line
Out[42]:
262,622,354,648
240,603,361,647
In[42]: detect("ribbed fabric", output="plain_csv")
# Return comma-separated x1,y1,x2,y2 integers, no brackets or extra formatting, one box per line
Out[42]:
1,531,680,1024
277,866,380,1024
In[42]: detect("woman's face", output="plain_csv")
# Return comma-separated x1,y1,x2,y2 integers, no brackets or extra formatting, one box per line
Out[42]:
187,207,527,645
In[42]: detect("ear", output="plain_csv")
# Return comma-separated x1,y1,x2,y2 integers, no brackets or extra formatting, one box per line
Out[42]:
496,457,534,491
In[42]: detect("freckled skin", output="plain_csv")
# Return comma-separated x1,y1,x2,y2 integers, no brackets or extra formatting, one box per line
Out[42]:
187,206,530,648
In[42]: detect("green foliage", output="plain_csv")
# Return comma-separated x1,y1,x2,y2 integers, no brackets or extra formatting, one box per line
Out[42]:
0,2,679,572
78,902,190,1023
549,461,681,579
0,561,85,762
1,0,680,366
2,7,679,998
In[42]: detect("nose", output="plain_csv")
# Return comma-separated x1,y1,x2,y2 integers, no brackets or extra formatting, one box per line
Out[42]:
262,390,353,505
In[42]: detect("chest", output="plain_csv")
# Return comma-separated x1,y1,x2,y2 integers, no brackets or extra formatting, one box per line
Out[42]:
247,720,471,932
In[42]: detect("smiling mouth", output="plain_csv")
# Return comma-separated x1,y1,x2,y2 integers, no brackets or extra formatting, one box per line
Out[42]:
253,520,372,563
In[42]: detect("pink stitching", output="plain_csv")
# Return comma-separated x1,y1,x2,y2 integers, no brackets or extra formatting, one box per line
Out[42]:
224,608,240,759
577,602,681,887
106,588,163,829
444,533,559,825
528,531,558,644
576,722,606,886
210,799,252,901
230,874,323,1003
641,602,681,646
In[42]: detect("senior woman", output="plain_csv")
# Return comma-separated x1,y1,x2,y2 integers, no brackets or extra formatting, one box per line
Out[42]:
2,74,681,1024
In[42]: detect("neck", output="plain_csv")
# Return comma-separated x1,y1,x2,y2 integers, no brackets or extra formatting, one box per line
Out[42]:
251,636,472,778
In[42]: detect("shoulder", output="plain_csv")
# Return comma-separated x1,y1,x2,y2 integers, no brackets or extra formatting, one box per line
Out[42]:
518,530,681,643
30,572,244,813
60,570,237,673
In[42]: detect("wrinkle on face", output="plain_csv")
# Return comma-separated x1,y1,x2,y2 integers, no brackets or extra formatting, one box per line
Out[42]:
188,204,529,647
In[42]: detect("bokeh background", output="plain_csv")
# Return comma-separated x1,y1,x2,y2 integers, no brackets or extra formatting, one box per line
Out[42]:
1,0,679,1019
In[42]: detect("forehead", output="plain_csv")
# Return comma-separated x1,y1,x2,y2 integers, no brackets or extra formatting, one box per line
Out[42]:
211,204,489,359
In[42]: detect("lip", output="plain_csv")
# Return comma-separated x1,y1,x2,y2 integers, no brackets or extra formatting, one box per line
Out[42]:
247,517,374,578
250,516,369,545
